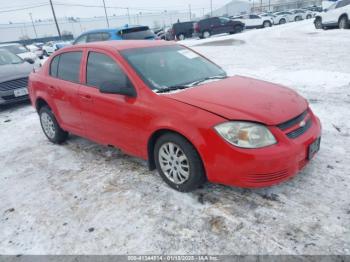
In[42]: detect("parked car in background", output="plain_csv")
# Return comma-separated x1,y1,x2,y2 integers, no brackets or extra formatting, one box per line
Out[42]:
73,25,156,44
290,9,313,19
231,14,273,28
273,11,301,24
193,17,245,39
170,21,194,40
42,41,71,56
0,49,34,105
0,43,37,63
26,44,44,59
314,0,350,29
28,40,321,192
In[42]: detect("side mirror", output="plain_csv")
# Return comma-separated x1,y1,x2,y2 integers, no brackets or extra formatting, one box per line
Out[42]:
99,77,136,97
24,58,35,64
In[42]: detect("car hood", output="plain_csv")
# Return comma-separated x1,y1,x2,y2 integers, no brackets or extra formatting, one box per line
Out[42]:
0,62,33,83
164,76,308,125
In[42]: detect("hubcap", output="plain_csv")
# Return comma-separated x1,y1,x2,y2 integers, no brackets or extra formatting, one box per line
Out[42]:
158,142,190,185
203,32,210,38
41,112,56,139
179,34,185,40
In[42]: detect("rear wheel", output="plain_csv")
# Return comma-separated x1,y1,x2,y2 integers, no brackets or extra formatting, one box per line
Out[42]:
39,106,68,144
202,31,211,39
177,33,185,40
263,21,272,28
234,25,244,33
314,18,323,29
295,16,302,22
306,14,312,19
339,16,349,29
154,133,206,192
279,18,286,25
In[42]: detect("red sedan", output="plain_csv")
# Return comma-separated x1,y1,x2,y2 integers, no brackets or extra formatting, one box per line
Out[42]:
28,40,321,192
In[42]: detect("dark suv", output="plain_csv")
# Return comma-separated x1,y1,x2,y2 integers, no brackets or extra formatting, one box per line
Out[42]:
170,21,194,40
193,17,245,39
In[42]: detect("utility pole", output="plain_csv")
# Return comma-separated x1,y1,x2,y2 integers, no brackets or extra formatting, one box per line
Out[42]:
260,0,263,12
29,13,38,38
102,0,110,28
127,8,131,24
49,0,61,39
189,4,192,20
210,0,213,16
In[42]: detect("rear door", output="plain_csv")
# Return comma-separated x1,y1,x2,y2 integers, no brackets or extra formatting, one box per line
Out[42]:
48,51,84,135
249,15,262,27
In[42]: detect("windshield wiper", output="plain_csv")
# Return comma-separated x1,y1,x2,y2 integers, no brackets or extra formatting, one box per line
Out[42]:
187,75,227,87
155,85,189,93
155,75,227,94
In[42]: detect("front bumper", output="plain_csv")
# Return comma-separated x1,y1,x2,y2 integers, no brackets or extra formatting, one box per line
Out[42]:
201,109,322,188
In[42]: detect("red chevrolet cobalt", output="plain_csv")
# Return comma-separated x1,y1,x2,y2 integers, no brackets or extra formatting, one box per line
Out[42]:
28,40,321,192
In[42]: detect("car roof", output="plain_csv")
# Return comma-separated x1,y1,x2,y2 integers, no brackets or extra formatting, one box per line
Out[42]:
80,25,149,35
0,43,21,47
67,40,176,51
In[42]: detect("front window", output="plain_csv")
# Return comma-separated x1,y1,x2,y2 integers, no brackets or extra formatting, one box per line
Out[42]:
2,44,28,54
121,45,226,92
118,27,155,40
0,49,23,65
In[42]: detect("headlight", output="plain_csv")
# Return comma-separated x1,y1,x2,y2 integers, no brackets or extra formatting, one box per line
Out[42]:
214,121,277,149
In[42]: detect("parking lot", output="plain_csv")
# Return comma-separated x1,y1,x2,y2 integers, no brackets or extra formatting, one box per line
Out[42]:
1,20,350,255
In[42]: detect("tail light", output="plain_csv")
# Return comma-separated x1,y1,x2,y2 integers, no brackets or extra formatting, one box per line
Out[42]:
194,23,200,32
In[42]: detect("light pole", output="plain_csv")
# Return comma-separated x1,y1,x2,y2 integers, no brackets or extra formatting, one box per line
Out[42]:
29,13,38,39
49,0,61,39
102,0,110,28
210,0,213,16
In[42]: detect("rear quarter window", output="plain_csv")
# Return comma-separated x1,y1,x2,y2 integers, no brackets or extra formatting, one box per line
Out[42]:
50,55,60,77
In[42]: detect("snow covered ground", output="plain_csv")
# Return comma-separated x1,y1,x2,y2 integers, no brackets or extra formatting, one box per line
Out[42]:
1,20,350,255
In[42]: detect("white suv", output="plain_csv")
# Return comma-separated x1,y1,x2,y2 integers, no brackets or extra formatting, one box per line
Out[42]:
314,0,350,29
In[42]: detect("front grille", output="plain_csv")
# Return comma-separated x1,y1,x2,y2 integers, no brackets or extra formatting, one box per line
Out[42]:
0,78,28,91
286,119,312,139
277,110,308,131
245,169,289,183
2,94,29,101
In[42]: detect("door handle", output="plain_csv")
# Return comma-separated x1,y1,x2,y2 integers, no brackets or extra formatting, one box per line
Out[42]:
79,94,93,102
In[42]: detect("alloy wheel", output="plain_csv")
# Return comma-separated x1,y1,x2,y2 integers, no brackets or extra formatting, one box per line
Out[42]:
41,112,56,139
158,142,190,185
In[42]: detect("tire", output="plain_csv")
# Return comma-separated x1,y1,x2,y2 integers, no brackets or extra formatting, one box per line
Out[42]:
339,16,349,29
39,106,68,144
202,31,211,39
279,18,286,25
306,14,312,19
177,33,185,40
234,25,243,33
295,16,302,22
314,18,323,29
263,21,272,28
154,133,206,192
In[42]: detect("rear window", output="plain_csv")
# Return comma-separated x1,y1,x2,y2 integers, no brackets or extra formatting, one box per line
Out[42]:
118,27,155,40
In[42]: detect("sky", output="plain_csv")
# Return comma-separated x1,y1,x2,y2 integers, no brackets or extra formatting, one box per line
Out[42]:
0,0,234,24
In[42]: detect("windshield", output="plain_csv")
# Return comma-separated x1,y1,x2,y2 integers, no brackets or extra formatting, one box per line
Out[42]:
1,44,28,54
118,27,155,40
121,45,227,92
0,49,23,65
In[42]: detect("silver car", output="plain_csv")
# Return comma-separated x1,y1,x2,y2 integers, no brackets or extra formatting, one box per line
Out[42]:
0,49,34,105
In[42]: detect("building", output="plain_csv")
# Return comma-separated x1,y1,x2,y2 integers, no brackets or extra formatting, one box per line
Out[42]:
211,0,251,16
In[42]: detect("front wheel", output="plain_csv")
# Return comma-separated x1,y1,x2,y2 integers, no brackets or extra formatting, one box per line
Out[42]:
202,31,211,39
306,14,312,19
39,106,68,144
339,16,349,29
314,18,323,29
279,18,286,25
154,133,206,192
234,25,244,33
